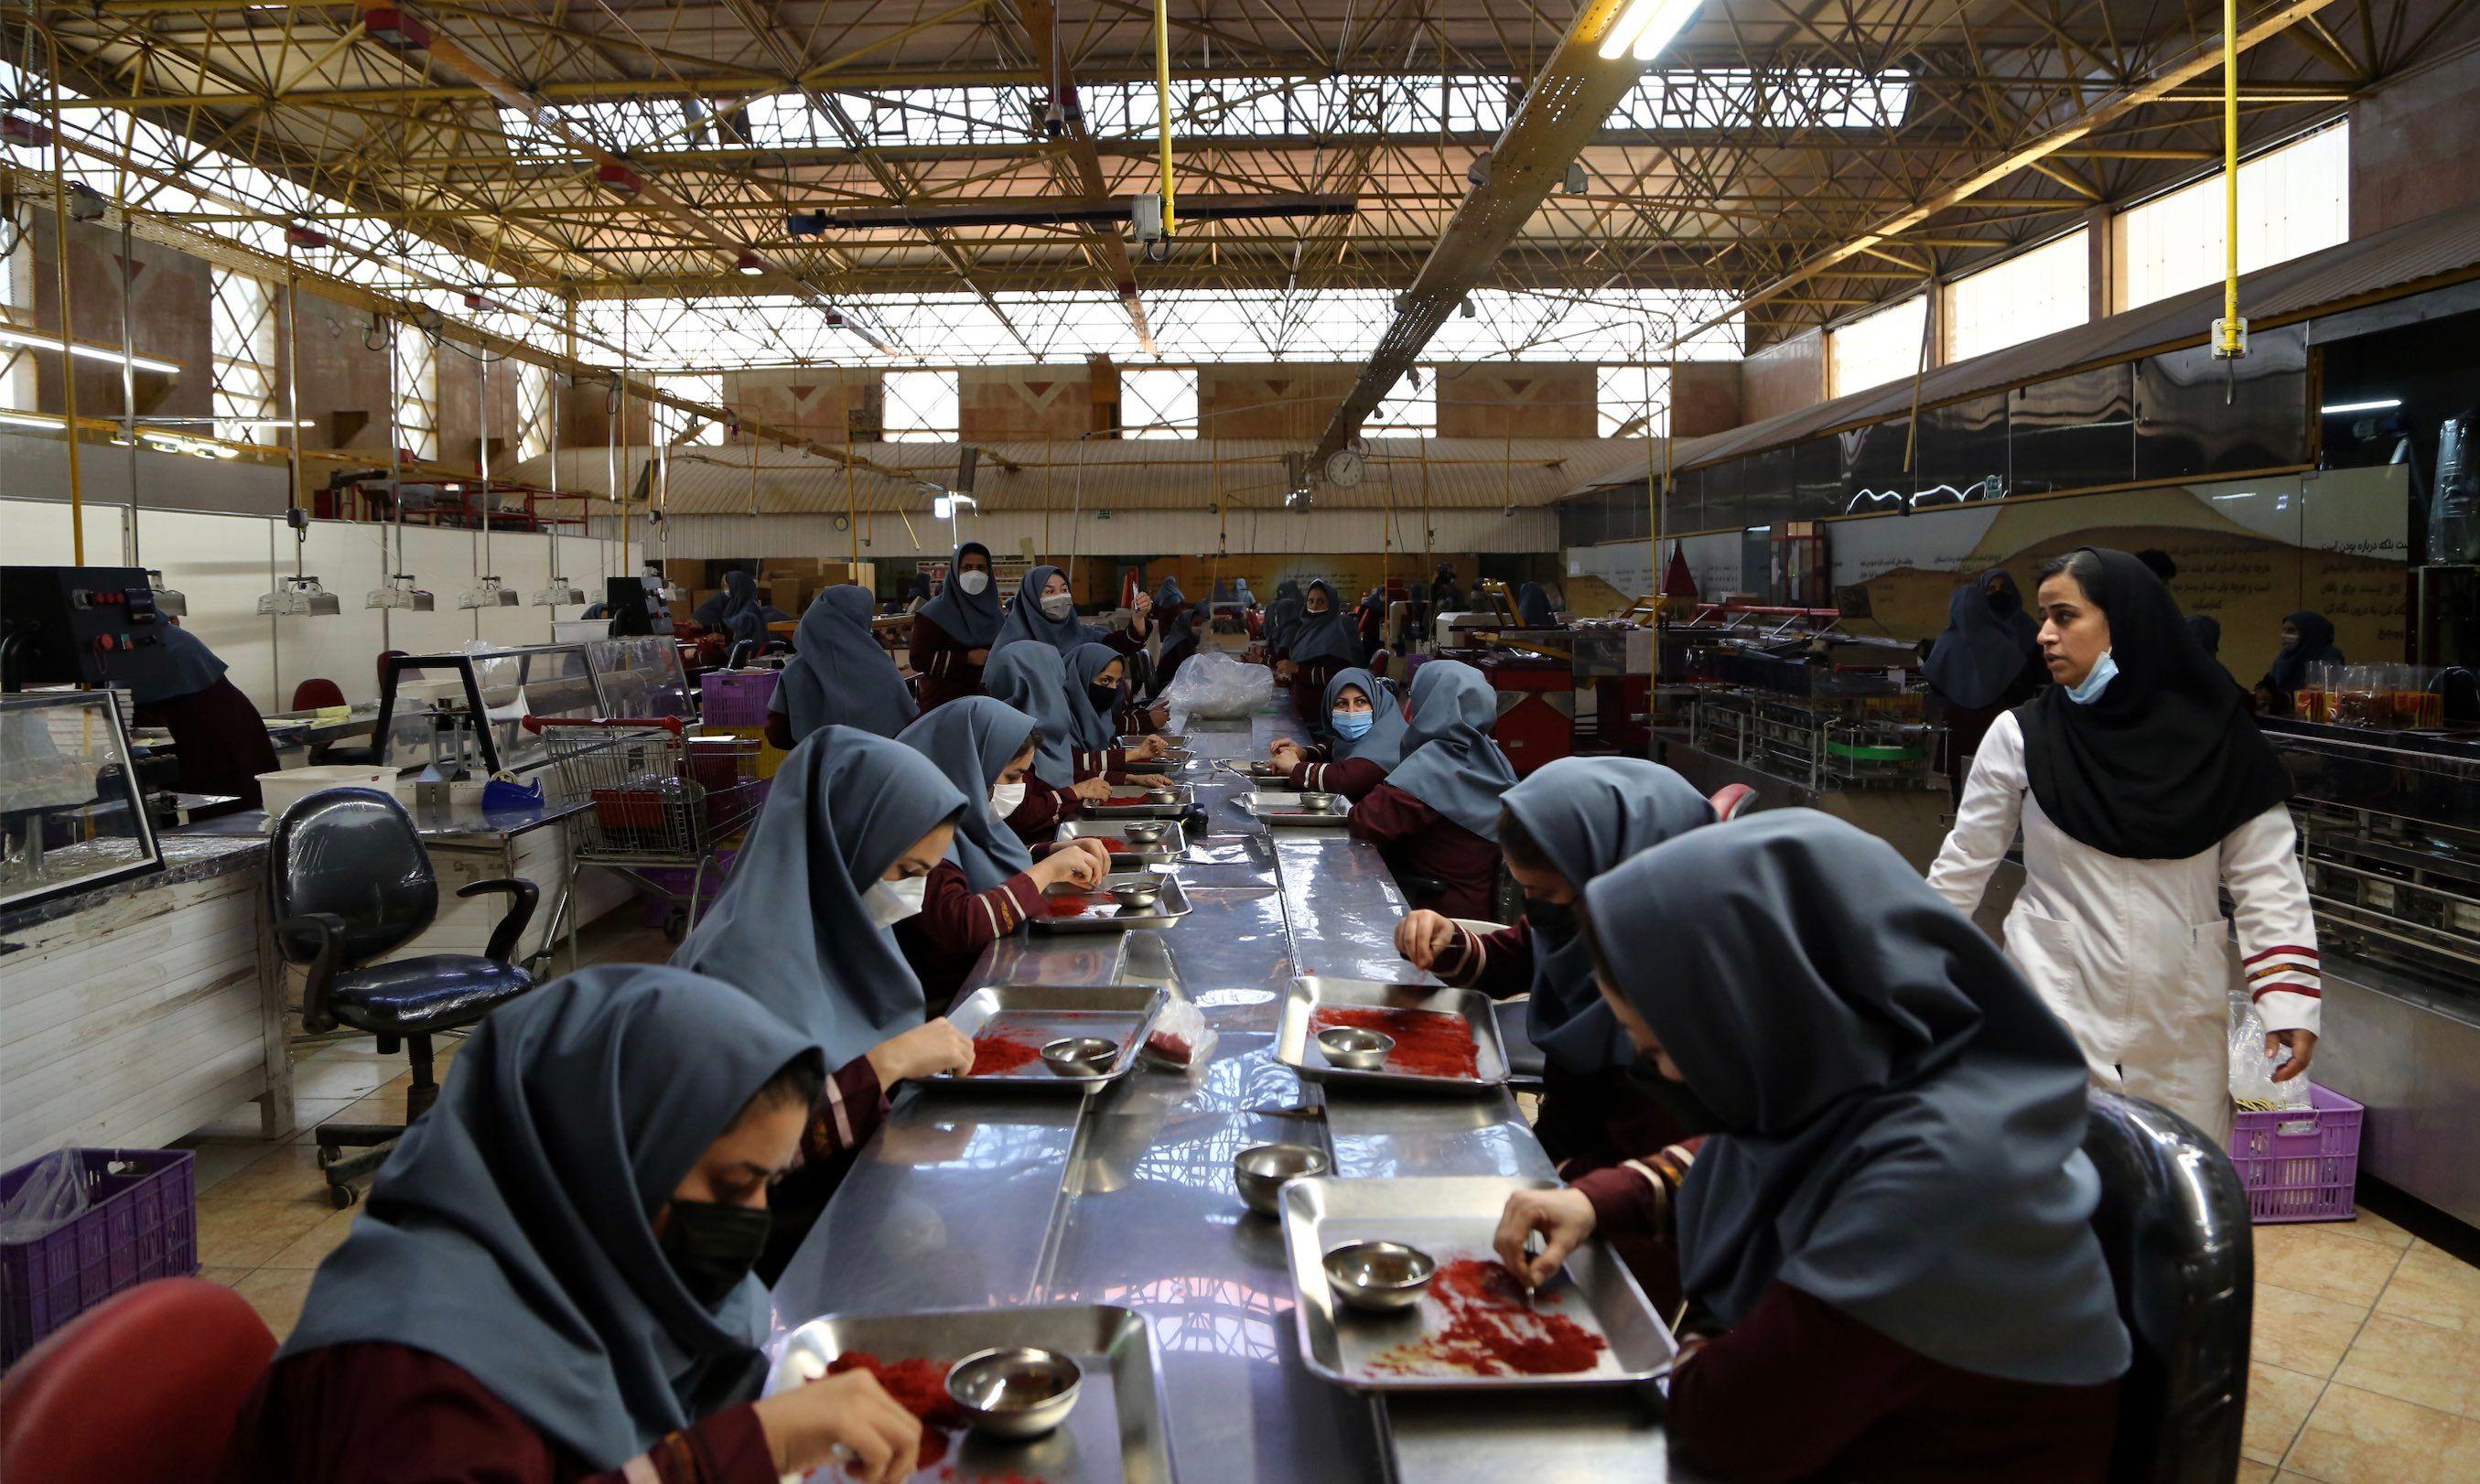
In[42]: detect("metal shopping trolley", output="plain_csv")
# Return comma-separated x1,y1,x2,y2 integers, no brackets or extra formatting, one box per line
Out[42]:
525,715,764,966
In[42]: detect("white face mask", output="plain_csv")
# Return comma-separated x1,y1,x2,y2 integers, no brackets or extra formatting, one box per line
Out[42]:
862,874,928,928
955,570,989,596
989,781,1027,818
1040,592,1076,620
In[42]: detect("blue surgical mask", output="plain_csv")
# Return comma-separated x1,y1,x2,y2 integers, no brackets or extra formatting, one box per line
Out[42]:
1332,708,1375,739
2065,650,2119,704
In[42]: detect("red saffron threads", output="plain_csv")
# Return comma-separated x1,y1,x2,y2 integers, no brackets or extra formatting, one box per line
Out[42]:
1311,1006,1480,1080
1369,1257,1608,1378
968,1032,1046,1076
1084,836,1128,852
1042,892,1100,918
824,1351,958,1471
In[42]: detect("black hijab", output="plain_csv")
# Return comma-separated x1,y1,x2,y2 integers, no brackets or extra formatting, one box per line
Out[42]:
2014,548,2292,860
2261,609,2343,696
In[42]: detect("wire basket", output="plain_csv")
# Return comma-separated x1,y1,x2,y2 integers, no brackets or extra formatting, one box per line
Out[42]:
526,716,762,860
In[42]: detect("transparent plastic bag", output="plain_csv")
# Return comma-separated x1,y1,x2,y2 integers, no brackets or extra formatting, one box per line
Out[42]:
1159,651,1273,720
1144,997,1217,1074
2228,993,2311,1112
0,1151,92,1242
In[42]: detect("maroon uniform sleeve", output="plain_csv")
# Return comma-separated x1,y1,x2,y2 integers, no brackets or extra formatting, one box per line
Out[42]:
1433,920,1533,997
1290,754,1386,801
1346,782,1435,847
1666,1284,1946,1482
800,1054,887,1165
218,1343,777,1484
1006,777,1074,844
1073,747,1127,780
911,859,1042,952
910,614,960,678
1571,1141,1698,1244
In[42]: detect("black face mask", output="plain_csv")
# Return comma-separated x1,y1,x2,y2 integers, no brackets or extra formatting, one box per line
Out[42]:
658,1199,771,1307
1987,586,2020,618
1624,1059,1730,1139
1087,683,1121,715
1525,896,1578,941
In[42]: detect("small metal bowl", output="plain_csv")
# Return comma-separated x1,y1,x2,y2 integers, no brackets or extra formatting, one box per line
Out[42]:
1120,820,1169,844
1108,880,1162,911
1294,790,1341,813
1142,785,1179,804
1323,1241,1437,1312
943,1346,1084,1438
1041,1036,1119,1076
1234,1143,1330,1217
1316,1026,1394,1070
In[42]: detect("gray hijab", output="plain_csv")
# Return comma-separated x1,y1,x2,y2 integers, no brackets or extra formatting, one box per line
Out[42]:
1285,580,1363,667
1153,575,1184,609
1584,811,2130,1385
131,624,231,705
991,564,1104,656
917,542,1003,649
982,642,1078,788
1502,758,1713,1075
898,698,1037,891
776,585,917,741
1381,660,1518,838
1322,667,1408,770
281,966,822,1468
1063,642,1125,753
674,727,965,1065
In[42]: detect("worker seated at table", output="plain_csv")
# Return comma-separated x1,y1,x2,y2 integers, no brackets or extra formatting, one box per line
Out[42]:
128,623,280,811
691,570,792,648
1493,812,2128,1483
982,644,1116,844
987,565,1153,663
1346,661,1516,920
893,700,1111,1013
673,728,979,1278
1064,644,1171,781
218,964,928,1484
1152,607,1209,698
1274,580,1368,731
1261,581,1301,669
911,542,1004,713
765,585,917,749
1269,667,1409,797
1396,758,1715,1193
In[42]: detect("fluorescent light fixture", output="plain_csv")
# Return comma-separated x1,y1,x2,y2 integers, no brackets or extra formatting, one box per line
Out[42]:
532,576,586,607
2321,398,2401,415
932,491,976,520
258,575,340,618
734,253,766,276
1598,0,1700,60
0,325,181,374
458,575,521,610
369,574,434,611
146,570,189,618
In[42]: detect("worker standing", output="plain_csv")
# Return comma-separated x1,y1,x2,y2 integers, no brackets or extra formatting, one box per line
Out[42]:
1927,548,2319,1141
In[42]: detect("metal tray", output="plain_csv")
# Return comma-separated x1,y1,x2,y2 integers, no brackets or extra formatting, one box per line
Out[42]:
1120,746,1194,774
1055,816,1189,866
1084,782,1192,818
1275,977,1510,1091
1236,790,1353,827
1279,1176,1676,1393
933,984,1170,1089
1031,871,1192,933
1216,758,1294,782
766,1304,1177,1482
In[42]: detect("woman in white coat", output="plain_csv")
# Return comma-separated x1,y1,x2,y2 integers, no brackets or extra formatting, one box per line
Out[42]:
1927,547,2320,1142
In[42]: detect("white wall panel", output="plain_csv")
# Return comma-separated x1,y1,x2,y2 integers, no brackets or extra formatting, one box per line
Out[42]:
632,506,1558,562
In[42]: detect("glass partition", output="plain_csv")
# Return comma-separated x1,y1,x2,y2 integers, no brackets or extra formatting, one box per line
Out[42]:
585,637,694,721
0,692,162,912
372,644,607,774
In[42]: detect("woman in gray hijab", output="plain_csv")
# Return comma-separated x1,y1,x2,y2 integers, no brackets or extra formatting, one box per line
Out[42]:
989,564,1152,660
1924,566,2043,801
1267,666,1408,795
766,585,918,747
1346,660,1518,919
980,642,1114,842
1397,758,1715,1172
221,965,928,1484
892,699,1109,1011
1495,812,2128,1481
692,569,790,645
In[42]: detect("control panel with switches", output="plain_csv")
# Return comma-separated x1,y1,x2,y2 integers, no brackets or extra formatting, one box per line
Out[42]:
1,565,183,694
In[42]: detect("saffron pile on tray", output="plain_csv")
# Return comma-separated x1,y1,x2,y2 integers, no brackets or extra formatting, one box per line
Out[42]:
1368,1257,1610,1379
821,1352,1052,1482
967,1031,1046,1076
1083,836,1128,852
1310,1005,1480,1080
1041,892,1102,918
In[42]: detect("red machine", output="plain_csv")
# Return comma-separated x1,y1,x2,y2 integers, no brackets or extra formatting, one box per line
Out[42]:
1478,654,1573,775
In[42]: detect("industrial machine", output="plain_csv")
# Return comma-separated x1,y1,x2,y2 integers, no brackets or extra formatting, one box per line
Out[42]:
0,566,180,696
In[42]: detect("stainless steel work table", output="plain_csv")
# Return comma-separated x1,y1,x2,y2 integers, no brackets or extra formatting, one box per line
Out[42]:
771,711,1671,1481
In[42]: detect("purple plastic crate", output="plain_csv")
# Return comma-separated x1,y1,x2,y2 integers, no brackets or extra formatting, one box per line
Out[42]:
0,1147,198,1365
700,670,777,727
2230,1084,2364,1223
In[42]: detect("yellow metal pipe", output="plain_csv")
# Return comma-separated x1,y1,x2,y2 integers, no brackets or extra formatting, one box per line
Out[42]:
1153,0,1174,233
45,38,84,563
2221,0,2242,355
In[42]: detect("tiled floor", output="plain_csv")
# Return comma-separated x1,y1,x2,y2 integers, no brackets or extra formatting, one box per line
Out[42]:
179,916,2480,1482
177,915,675,1339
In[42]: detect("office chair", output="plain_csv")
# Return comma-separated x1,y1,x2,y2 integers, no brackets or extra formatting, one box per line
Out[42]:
2082,1089,2253,1484
269,788,539,1209
0,1278,274,1484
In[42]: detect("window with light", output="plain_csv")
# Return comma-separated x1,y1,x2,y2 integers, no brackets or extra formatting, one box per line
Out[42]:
2117,124,2349,313
392,327,438,462
1828,296,1928,398
515,360,554,463
652,372,725,446
1119,367,1197,438
210,268,281,441
882,369,959,441
1597,365,1673,437
1943,231,2089,364
1368,370,1437,436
